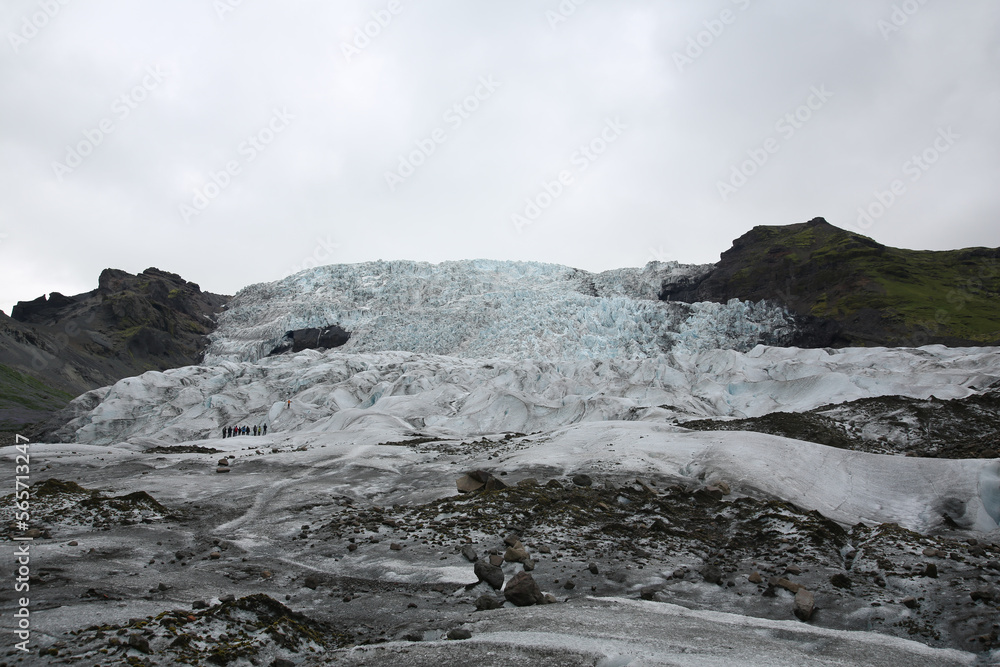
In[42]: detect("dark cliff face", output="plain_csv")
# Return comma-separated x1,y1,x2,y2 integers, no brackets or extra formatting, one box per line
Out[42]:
1,267,230,436
660,218,1000,348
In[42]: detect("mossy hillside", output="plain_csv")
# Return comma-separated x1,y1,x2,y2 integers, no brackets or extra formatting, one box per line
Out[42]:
0,363,74,412
694,219,1000,346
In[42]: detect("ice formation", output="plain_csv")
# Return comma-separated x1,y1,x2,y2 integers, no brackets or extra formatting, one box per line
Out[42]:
204,260,797,363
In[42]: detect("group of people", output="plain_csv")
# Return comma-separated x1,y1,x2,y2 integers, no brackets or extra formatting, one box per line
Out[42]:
223,424,266,438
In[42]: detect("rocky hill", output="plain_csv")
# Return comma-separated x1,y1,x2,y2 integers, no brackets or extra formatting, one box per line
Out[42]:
0,267,229,437
660,218,1000,347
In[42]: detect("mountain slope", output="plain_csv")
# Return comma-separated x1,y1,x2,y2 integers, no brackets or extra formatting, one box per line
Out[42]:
0,267,229,436
660,217,1000,347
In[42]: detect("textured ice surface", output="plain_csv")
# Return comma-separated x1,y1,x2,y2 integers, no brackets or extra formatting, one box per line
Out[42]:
55,345,1000,534
328,597,977,666
64,344,1000,448
204,260,798,363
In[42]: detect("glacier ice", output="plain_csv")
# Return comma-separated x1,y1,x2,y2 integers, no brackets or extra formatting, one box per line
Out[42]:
204,259,796,364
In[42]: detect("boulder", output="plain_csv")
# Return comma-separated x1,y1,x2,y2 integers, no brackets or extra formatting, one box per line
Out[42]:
830,573,852,589
793,588,815,621
484,476,507,492
474,561,504,590
572,474,593,487
456,474,486,494
128,634,152,654
701,564,723,585
504,572,545,607
461,545,478,563
504,546,530,564
770,577,802,594
475,595,503,611
447,628,472,640
503,534,522,547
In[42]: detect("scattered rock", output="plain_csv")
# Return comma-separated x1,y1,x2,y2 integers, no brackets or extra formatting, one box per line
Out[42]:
456,472,488,494
545,479,563,489
447,628,472,640
505,546,530,563
504,571,545,607
461,544,478,562
209,551,221,559
128,633,152,654
572,474,593,487
219,594,235,603
971,589,996,603
67,540,78,547
830,573,852,589
701,564,723,585
517,478,538,487
785,565,802,575
503,533,522,547
484,477,507,492
748,571,763,584
489,554,505,567
922,547,942,557
474,561,504,590
217,458,229,466
793,588,815,621
538,545,551,554
216,467,231,474
390,543,403,551
640,586,660,600
589,562,600,575
770,577,802,594
901,597,918,608
475,594,504,611
563,581,576,590
303,574,322,590
922,563,938,578
523,559,535,572
192,600,208,609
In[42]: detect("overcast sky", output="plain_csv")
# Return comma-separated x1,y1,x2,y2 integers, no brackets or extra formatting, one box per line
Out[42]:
1,1,997,312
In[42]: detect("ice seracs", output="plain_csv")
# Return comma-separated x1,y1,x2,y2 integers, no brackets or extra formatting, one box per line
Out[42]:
204,259,796,363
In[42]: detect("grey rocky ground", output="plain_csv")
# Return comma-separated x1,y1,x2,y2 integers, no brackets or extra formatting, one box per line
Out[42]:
1,431,998,666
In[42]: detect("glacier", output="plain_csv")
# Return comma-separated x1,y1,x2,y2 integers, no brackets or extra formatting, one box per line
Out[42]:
18,258,1000,663
203,259,798,363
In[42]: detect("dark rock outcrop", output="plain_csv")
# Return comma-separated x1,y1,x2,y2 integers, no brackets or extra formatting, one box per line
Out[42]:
0,267,229,438
659,217,1000,348
267,326,350,356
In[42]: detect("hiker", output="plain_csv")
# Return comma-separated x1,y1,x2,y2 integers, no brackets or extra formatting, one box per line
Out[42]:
262,423,267,435
222,427,227,439
253,425,258,436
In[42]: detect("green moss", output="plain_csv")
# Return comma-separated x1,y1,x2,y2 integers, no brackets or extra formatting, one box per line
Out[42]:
726,221,1000,344
0,363,74,412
